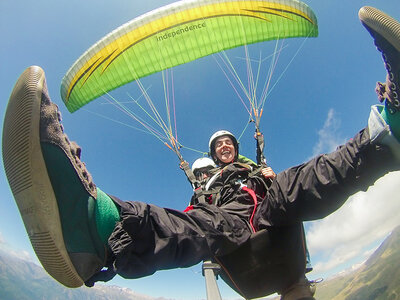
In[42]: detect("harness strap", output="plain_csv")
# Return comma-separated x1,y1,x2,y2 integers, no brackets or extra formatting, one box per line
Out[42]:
209,188,221,205
180,161,208,204
193,186,207,204
180,161,198,186
190,184,223,205
255,130,266,166
248,166,272,190
198,186,222,205
248,166,263,178
241,185,258,233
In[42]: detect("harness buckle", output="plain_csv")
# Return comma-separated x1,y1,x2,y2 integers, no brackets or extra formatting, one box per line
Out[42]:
235,179,247,189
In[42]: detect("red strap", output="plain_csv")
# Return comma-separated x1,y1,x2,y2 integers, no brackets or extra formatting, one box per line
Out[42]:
241,186,257,233
183,205,194,212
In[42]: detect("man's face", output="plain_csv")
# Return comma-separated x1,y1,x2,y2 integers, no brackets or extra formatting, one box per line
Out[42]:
214,136,236,164
194,168,212,181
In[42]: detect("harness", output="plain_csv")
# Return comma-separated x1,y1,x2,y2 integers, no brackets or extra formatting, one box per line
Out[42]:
188,162,269,232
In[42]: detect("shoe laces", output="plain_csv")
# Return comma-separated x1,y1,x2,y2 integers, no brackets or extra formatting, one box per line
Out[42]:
54,104,96,194
375,47,400,109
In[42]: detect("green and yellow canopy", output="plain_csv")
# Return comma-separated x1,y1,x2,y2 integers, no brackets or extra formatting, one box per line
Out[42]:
60,0,318,112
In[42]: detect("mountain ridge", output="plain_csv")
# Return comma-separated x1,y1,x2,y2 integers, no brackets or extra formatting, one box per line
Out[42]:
0,248,172,300
314,225,400,300
1,225,399,300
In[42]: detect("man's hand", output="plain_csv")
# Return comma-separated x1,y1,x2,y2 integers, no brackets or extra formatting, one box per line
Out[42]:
261,167,276,180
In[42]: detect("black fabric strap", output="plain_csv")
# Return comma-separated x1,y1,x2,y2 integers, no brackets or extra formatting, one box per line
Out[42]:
181,161,208,203
180,161,198,186
255,131,266,167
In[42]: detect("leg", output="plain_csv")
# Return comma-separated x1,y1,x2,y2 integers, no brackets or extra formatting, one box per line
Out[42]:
256,7,400,228
255,127,397,228
2,66,104,288
2,67,251,287
359,6,400,112
107,199,251,279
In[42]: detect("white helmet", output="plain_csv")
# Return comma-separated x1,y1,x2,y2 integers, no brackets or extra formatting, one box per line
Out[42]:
191,157,216,172
208,130,239,163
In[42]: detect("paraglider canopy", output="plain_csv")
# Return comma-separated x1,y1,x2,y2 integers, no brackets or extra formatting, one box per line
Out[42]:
60,0,318,112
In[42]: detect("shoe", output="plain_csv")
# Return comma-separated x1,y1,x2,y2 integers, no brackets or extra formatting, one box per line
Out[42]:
2,66,106,287
280,276,317,300
359,6,400,112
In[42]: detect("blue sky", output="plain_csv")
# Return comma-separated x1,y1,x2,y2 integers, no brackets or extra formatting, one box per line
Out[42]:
1,0,400,299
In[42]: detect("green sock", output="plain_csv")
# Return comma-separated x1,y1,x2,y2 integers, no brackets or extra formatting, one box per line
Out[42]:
95,188,120,245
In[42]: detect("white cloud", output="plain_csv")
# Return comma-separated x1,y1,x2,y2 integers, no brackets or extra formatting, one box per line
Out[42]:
307,171,400,252
305,110,400,277
10,248,34,262
311,109,347,157
0,231,37,264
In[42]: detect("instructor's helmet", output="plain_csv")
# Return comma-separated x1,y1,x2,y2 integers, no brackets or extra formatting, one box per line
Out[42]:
192,157,216,181
208,130,239,164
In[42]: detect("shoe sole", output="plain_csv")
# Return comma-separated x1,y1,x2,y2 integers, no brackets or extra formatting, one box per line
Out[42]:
359,6,400,52
2,66,83,287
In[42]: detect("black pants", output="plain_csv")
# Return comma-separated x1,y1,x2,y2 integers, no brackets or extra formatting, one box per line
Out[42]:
108,128,396,279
